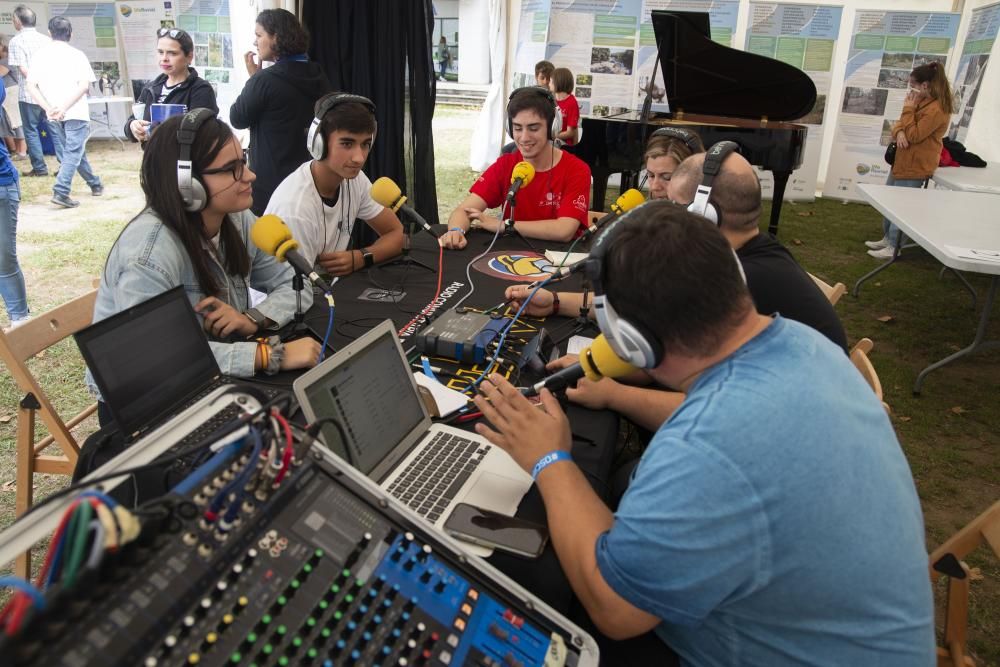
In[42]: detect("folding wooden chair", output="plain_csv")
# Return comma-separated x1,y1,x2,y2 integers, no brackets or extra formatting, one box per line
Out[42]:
929,500,1000,667
0,289,98,578
849,337,889,413
808,272,847,306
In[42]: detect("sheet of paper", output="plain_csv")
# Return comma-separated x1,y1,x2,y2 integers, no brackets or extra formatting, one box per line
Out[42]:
413,372,469,417
544,250,589,268
945,245,1000,264
566,335,594,355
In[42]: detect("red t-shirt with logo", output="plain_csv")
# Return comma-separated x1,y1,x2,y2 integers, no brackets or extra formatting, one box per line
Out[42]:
556,94,580,146
470,150,591,236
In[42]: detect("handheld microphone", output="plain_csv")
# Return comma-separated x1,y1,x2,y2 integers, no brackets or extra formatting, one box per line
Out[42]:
582,188,645,240
506,161,536,203
522,334,637,396
370,177,440,238
251,214,334,294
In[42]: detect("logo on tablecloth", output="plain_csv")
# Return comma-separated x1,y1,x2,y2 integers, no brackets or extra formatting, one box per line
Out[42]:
472,252,554,282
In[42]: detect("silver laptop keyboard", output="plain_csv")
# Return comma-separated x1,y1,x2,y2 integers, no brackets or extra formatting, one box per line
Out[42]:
387,431,491,522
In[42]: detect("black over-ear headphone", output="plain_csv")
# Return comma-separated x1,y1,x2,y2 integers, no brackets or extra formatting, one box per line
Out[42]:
506,86,562,141
177,107,218,213
307,93,378,161
649,126,702,154
687,140,740,226
580,206,664,369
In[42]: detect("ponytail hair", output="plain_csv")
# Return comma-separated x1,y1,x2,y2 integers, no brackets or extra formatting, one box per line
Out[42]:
912,61,954,114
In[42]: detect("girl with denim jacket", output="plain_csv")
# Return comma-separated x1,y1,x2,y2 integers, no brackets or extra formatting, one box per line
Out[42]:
88,112,319,414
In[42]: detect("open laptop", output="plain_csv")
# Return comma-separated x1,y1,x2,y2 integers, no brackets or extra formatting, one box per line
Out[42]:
75,286,269,444
294,319,532,555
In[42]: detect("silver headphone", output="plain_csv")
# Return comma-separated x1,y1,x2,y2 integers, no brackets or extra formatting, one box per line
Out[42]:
687,141,740,226
307,93,378,161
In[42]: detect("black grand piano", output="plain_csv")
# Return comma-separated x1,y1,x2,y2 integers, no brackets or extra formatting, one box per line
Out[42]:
573,10,817,236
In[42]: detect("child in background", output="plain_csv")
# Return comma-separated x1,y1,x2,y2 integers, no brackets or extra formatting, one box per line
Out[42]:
534,60,554,88
550,67,580,146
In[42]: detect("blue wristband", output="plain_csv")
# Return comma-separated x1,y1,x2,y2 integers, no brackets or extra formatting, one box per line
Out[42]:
449,227,466,235
531,450,572,481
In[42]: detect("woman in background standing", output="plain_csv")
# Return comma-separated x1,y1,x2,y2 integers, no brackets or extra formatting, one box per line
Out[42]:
230,9,330,215
437,35,449,82
123,28,217,144
865,62,953,259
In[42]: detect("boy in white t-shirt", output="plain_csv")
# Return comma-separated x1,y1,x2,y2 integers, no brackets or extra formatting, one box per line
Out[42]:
265,92,402,276
25,16,102,208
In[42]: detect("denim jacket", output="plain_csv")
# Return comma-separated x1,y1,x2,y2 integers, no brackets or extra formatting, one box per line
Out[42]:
87,208,303,397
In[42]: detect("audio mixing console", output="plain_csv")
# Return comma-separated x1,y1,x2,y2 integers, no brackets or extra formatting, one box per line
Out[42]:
0,411,598,667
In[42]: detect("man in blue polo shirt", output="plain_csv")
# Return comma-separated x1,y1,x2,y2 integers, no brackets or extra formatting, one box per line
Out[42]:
472,200,934,665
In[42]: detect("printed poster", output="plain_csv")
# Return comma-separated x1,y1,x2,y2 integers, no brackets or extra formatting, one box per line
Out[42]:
823,10,960,201
746,3,844,201
173,0,236,124
950,1,999,141
117,1,169,85
512,0,553,89
545,0,641,117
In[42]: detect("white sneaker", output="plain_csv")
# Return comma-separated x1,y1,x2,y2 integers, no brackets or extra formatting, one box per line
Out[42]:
2,317,30,334
867,246,898,260
865,236,890,250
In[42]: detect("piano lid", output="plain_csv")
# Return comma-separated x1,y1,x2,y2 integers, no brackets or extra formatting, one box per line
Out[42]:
651,10,817,121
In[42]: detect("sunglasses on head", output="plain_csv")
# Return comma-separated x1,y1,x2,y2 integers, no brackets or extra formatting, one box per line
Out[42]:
157,27,184,38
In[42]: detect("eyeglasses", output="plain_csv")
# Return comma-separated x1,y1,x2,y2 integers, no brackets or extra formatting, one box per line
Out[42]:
201,154,248,181
157,27,184,38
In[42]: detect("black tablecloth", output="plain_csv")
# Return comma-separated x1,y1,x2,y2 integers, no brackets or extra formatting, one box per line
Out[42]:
286,229,620,614
78,229,619,617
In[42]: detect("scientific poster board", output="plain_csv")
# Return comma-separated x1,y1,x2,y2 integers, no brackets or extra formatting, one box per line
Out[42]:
823,9,960,201
544,0,642,118
746,2,843,201
950,1,999,142
117,1,169,85
512,0,552,89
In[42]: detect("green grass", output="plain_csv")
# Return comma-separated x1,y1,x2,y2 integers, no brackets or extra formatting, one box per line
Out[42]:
0,114,998,663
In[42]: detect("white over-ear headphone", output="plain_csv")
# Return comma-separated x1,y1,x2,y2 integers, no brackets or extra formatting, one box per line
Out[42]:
176,108,217,213
688,140,740,226
307,93,378,161
581,207,664,369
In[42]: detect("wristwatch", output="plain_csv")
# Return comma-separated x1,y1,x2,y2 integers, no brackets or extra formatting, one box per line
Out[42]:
362,248,375,268
244,307,268,330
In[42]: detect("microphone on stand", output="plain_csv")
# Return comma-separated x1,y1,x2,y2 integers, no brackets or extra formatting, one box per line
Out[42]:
251,214,335,295
581,189,646,240
522,334,637,396
505,161,536,204
370,177,440,238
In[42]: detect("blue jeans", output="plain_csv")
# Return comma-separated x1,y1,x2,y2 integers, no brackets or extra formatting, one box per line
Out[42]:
0,181,28,321
48,119,101,198
882,174,926,248
19,101,48,173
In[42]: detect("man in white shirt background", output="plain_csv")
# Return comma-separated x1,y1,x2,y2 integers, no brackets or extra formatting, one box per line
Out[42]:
26,16,102,208
8,5,56,177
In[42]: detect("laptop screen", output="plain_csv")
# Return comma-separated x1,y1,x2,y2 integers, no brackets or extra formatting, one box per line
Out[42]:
75,286,221,440
297,324,426,475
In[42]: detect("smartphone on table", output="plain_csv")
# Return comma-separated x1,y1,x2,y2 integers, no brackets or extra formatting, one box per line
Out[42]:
443,503,549,559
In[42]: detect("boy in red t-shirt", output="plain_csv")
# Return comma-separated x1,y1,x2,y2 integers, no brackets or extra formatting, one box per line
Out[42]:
550,67,580,146
441,86,591,249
